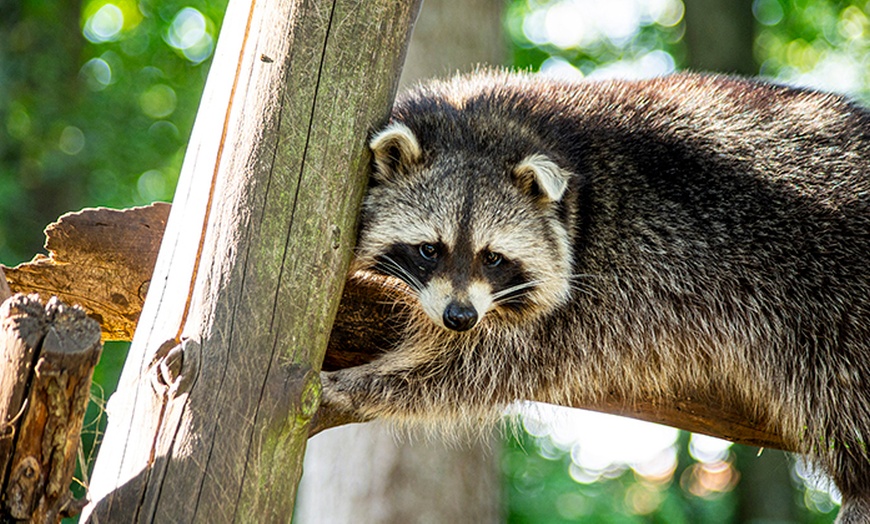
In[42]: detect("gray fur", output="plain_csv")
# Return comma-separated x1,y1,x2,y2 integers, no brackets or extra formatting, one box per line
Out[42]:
321,71,870,521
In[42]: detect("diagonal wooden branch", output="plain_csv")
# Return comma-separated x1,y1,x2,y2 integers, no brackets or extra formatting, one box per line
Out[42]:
3,204,791,452
5,205,167,341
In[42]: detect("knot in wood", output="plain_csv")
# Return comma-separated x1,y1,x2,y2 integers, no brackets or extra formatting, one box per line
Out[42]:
150,338,200,397
7,456,41,519
331,225,341,250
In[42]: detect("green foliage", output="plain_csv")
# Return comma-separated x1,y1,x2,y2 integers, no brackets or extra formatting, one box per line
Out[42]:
502,0,870,103
754,0,870,102
0,0,227,265
504,0,686,77
70,341,130,505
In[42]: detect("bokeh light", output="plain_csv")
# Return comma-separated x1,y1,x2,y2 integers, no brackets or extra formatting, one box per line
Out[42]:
139,84,177,119
509,0,685,79
59,126,86,155
793,456,842,514
681,458,739,499
80,58,113,91
689,433,732,464
165,8,215,64
83,3,124,43
81,0,143,43
518,403,679,485
136,169,169,201
755,0,870,100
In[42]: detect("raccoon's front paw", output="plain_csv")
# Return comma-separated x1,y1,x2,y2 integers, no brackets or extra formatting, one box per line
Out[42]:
309,371,370,437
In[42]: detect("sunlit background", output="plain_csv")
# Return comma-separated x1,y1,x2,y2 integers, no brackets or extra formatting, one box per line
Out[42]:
506,404,839,521
2,0,869,522
508,0,869,93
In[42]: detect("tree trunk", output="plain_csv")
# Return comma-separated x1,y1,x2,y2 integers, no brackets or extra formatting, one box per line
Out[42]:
296,422,503,523
80,0,422,521
398,0,506,86
683,0,756,74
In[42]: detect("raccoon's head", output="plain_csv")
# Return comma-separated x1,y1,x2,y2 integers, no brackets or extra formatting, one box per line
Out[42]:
353,121,575,332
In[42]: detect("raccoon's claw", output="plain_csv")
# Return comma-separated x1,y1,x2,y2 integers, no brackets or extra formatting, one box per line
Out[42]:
308,401,368,437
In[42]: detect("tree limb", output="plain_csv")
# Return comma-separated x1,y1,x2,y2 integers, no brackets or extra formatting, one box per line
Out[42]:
4,204,792,452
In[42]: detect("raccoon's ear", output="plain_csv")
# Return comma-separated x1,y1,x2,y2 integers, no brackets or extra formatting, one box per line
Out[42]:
513,154,571,202
369,122,422,183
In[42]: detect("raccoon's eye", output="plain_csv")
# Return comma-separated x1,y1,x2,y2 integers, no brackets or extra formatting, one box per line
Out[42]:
482,250,503,267
418,243,440,261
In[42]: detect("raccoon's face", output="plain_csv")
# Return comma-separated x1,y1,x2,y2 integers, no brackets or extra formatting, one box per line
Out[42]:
353,121,575,332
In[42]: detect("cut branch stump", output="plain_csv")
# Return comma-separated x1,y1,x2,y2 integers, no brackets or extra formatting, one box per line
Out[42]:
0,294,101,522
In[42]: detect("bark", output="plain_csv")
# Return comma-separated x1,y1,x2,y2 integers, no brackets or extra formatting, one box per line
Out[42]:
73,0,423,521
0,294,101,522
4,205,167,341
0,267,10,302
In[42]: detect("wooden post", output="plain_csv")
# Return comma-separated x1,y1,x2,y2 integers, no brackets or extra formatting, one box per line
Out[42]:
0,293,102,522
82,0,422,521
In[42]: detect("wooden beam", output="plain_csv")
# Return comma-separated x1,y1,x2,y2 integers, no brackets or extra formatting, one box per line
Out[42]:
70,0,423,521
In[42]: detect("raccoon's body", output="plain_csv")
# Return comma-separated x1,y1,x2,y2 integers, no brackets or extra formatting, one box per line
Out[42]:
320,71,870,520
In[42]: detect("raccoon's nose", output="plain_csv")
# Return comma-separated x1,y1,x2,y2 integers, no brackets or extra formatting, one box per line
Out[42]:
443,301,478,331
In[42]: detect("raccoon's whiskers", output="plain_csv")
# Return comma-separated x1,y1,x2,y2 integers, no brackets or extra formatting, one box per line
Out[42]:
492,280,544,304
567,273,605,281
376,255,424,293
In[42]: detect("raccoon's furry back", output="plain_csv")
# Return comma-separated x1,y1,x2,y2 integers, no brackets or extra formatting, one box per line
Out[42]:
327,71,870,518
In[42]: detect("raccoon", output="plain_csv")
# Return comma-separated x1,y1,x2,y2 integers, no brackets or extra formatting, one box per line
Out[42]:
318,71,870,521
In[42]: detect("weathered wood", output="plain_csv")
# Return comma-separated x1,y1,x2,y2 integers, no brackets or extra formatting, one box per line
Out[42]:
0,295,101,523
0,296,44,497
80,0,423,521
5,205,167,341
